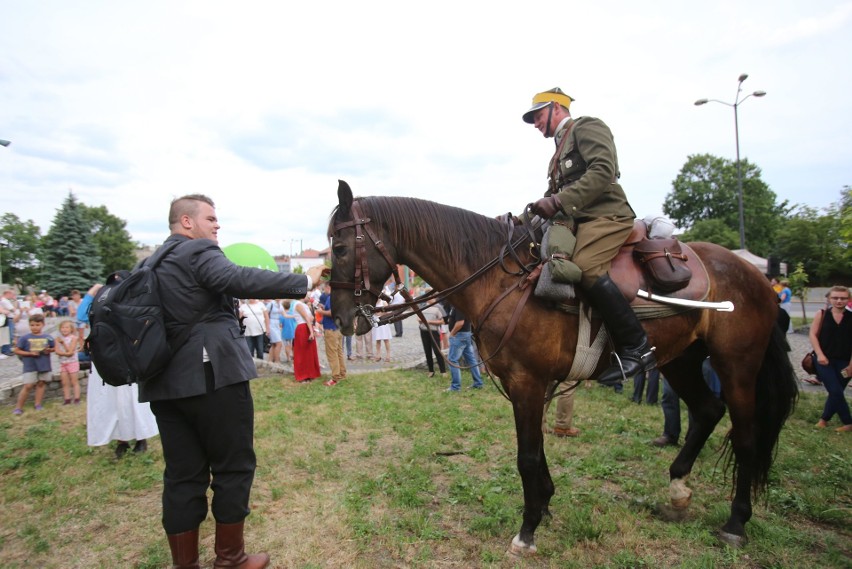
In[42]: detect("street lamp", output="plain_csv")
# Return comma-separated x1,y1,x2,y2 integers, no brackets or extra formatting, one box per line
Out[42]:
695,73,766,250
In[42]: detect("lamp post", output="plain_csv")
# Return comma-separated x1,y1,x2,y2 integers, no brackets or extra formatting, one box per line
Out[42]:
695,73,765,250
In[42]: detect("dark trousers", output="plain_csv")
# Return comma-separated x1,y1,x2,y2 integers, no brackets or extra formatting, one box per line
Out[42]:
150,364,256,534
394,320,404,337
632,368,660,404
661,378,681,442
816,358,852,424
419,329,446,373
245,334,264,359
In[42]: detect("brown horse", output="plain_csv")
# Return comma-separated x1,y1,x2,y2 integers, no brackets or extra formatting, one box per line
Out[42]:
327,180,798,555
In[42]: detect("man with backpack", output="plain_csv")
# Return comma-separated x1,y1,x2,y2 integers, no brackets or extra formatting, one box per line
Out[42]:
144,194,317,569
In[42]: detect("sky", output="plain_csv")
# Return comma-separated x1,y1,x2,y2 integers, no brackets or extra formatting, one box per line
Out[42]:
1,1,850,257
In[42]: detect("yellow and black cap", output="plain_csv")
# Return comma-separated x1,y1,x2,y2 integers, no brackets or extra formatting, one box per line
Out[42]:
522,87,574,123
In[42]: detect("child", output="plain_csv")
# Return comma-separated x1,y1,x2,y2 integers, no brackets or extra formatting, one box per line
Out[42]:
12,313,55,415
55,319,81,405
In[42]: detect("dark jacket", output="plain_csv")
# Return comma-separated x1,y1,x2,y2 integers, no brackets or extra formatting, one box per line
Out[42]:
139,234,308,402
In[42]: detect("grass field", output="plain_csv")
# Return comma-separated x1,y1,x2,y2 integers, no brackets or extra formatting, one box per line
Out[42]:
1,370,850,568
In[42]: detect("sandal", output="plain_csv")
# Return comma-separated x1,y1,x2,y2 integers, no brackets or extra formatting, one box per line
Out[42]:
427,372,435,378
803,377,822,386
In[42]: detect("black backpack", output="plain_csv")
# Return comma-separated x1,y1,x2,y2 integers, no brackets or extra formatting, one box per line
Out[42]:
86,240,190,386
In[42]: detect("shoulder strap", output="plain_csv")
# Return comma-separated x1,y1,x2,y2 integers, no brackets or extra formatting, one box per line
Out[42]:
143,239,184,269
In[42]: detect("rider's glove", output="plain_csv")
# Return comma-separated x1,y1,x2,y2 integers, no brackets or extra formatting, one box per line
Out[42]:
529,195,564,220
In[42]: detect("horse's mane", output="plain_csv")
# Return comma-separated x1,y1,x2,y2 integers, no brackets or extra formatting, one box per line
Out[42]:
328,196,508,268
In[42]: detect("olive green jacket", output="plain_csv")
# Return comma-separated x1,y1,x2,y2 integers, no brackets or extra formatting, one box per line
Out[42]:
546,116,636,222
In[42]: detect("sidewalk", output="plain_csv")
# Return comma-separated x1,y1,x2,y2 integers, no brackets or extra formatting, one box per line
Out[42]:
256,316,433,378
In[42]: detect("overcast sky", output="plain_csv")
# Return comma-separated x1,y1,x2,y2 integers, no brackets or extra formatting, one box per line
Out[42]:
1,1,850,256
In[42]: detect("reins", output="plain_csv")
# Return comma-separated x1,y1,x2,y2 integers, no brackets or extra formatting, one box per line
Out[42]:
329,200,548,400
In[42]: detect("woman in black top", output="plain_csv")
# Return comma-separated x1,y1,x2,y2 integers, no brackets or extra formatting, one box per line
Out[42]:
809,285,852,432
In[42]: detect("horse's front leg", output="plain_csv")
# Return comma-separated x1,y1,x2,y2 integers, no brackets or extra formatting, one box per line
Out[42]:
507,394,554,557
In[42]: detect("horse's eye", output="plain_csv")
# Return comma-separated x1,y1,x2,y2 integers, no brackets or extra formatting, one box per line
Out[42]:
333,245,347,258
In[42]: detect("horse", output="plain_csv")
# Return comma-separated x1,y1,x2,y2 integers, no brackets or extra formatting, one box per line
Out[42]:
326,180,798,556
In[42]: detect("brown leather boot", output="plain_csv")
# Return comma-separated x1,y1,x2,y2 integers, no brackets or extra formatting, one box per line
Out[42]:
213,521,270,569
166,529,200,569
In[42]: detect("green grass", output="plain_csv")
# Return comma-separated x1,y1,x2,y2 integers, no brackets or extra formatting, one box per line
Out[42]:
0,371,849,568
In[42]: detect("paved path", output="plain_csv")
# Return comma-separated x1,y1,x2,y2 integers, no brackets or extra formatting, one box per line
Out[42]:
0,315,828,402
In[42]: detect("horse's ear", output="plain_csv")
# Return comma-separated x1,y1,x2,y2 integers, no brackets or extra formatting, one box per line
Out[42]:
338,180,353,214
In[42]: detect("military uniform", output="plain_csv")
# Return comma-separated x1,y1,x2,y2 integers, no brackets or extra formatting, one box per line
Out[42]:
524,87,655,386
546,116,635,288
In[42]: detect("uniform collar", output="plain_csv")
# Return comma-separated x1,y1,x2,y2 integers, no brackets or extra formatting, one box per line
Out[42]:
553,117,573,146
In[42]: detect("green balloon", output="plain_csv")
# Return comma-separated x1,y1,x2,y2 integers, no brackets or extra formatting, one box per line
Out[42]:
222,243,278,271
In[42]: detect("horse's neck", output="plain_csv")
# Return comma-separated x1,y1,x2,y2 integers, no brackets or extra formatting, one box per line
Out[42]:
396,241,506,323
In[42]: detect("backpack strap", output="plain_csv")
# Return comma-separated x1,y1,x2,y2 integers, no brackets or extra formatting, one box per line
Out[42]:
147,239,198,351
141,238,184,270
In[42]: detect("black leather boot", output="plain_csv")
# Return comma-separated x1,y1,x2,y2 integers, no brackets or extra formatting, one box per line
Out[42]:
213,521,270,569
166,529,200,569
585,274,656,386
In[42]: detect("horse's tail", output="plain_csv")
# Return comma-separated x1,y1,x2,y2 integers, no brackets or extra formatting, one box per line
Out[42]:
725,325,799,496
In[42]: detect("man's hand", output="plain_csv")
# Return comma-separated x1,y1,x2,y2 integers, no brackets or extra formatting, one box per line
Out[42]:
306,265,330,286
529,195,563,220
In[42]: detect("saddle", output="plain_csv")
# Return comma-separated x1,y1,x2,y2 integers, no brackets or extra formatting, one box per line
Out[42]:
529,219,710,308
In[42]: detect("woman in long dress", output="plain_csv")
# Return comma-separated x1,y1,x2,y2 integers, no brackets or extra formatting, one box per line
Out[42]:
291,298,320,382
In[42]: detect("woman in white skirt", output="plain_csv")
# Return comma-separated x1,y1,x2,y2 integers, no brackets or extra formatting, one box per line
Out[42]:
87,364,159,458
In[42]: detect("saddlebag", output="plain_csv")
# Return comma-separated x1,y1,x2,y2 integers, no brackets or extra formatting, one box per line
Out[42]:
633,237,692,293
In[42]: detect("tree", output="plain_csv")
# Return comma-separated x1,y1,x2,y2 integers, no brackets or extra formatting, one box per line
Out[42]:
80,204,137,275
40,193,104,295
787,262,809,323
679,218,738,249
773,188,852,285
0,213,42,290
663,154,788,256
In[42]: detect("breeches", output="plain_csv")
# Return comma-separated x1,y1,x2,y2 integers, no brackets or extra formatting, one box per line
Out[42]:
151,364,256,534
573,216,633,288
542,381,576,430
323,328,346,380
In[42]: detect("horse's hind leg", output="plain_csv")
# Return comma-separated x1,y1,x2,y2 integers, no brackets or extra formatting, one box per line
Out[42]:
716,391,757,546
507,387,554,556
660,346,727,511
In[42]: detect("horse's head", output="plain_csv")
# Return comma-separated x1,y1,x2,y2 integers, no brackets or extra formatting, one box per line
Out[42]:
326,180,398,336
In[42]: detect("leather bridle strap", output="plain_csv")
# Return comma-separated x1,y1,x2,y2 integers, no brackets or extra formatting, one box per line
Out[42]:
328,200,401,302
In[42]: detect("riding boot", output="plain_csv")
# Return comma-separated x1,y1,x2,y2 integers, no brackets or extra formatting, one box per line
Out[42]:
584,274,657,386
166,529,200,569
213,521,270,569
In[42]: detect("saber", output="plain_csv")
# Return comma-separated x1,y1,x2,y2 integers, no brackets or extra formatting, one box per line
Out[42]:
637,289,735,312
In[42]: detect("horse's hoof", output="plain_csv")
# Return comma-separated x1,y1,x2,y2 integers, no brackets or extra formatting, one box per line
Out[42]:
671,496,691,509
653,503,690,522
669,477,692,509
507,534,537,557
717,530,748,548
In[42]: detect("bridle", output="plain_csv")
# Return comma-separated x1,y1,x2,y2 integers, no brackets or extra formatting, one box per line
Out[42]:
327,199,400,306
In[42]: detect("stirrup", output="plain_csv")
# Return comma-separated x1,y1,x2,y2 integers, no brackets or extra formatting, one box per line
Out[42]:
598,346,657,386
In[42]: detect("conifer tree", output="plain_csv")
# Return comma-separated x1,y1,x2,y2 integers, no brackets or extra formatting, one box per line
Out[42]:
40,192,104,295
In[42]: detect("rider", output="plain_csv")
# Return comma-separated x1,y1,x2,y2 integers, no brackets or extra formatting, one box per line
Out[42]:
523,87,656,385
